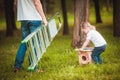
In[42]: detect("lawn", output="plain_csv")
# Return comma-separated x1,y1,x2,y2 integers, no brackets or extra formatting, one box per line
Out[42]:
0,12,120,80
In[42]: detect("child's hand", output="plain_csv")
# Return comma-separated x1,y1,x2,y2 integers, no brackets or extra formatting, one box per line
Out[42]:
79,48,83,51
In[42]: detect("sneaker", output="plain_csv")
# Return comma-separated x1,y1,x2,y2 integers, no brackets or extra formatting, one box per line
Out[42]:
14,67,19,73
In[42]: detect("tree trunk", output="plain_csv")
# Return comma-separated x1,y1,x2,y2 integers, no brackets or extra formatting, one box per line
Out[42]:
4,0,16,36
72,0,89,48
61,0,69,35
113,0,120,37
12,8,17,30
41,0,47,15
93,0,102,23
106,0,110,12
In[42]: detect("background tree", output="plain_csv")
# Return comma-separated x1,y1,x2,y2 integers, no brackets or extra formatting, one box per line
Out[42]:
106,0,110,12
4,0,16,36
41,0,47,15
113,0,120,37
61,0,69,35
72,0,89,48
93,0,102,23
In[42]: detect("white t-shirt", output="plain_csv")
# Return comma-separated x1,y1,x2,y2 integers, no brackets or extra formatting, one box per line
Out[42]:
17,0,42,21
86,30,107,47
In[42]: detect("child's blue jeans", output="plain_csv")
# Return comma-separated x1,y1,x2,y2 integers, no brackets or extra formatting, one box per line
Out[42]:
14,20,42,69
91,44,107,64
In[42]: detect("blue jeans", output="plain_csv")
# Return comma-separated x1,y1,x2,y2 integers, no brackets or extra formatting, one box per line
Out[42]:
91,45,107,64
14,20,42,68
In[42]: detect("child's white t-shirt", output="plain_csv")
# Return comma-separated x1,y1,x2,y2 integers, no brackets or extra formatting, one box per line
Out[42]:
86,30,107,47
17,0,42,21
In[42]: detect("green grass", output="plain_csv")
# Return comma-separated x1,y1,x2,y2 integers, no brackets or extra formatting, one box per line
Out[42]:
0,12,120,80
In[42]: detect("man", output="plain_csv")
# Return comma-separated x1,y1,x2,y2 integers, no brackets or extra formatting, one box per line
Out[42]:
14,0,47,72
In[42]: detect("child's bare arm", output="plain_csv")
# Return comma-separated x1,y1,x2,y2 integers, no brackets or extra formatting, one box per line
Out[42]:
81,39,90,49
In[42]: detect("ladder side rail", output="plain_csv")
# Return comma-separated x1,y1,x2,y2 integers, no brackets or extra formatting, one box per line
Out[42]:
33,33,42,60
28,38,38,69
38,28,46,54
42,25,50,48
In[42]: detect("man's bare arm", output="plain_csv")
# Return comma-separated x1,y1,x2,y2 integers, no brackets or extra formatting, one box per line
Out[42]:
33,0,47,26
14,0,17,6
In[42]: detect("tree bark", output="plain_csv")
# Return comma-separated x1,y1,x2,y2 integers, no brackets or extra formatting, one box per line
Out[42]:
61,0,69,35
72,0,89,48
4,0,16,36
113,0,120,37
93,0,102,23
106,0,110,12
41,0,47,15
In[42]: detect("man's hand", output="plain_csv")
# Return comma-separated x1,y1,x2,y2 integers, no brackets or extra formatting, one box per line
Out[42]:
42,18,48,26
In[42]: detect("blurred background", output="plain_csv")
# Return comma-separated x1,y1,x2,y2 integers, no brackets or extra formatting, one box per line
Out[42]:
0,0,120,80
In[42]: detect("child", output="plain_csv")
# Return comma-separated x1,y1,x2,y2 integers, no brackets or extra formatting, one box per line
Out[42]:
79,22,107,64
